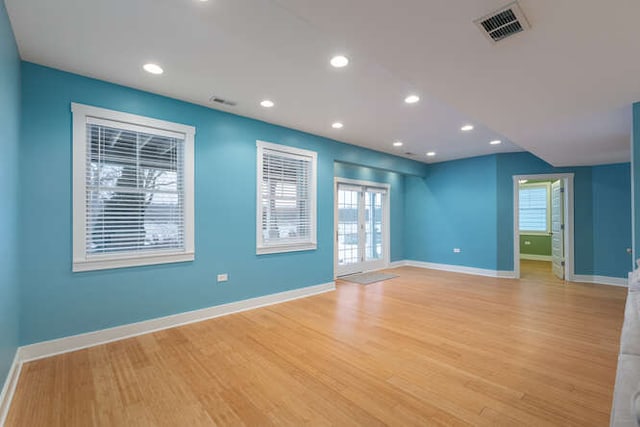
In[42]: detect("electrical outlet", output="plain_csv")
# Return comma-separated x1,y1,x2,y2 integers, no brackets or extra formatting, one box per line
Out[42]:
453,248,461,253
524,241,531,245
217,273,228,283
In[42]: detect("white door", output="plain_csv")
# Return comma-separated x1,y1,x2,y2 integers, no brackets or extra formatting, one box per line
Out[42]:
336,182,388,276
551,179,565,280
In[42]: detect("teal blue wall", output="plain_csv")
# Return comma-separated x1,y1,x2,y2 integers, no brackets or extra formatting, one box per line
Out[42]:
7,56,635,353
0,2,20,386
405,152,632,277
495,152,595,273
18,63,427,345
633,103,640,260
592,163,632,277
334,162,405,262
404,155,498,269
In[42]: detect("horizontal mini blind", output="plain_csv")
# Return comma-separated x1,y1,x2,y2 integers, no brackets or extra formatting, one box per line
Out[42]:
519,186,548,232
260,148,312,246
85,120,185,256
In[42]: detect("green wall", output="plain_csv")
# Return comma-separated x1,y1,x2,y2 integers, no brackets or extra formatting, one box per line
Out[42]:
519,180,552,257
520,234,551,256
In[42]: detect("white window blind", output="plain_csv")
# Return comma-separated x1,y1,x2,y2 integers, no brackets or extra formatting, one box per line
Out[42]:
72,104,195,271
519,185,549,232
256,141,317,254
86,120,184,255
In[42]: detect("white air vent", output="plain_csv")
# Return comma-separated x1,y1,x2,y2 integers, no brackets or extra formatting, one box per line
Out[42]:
474,1,530,43
209,95,237,107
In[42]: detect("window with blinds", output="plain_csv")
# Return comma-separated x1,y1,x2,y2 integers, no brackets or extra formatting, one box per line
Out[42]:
256,141,317,254
72,104,195,271
519,184,549,233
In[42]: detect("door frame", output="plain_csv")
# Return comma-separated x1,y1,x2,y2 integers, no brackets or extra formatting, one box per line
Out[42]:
512,173,574,280
334,177,391,278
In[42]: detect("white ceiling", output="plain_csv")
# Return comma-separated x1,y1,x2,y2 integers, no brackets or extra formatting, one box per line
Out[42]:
6,0,637,166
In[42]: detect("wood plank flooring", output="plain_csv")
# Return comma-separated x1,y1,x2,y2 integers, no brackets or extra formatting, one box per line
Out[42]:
6,262,627,426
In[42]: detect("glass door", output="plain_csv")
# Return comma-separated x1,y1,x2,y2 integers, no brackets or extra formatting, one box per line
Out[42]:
336,181,388,276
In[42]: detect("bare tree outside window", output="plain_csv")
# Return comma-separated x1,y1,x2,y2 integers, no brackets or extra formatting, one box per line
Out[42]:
87,125,184,255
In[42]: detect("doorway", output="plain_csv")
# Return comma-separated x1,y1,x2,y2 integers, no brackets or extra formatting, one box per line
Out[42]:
334,178,390,277
513,174,574,281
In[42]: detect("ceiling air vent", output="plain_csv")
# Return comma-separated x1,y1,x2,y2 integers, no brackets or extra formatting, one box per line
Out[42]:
474,1,530,43
209,95,237,107
404,152,416,157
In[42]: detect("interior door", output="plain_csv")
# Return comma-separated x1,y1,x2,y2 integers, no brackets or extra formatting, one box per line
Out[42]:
336,182,388,276
551,179,565,280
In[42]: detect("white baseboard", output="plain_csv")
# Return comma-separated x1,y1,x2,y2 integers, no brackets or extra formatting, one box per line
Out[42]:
388,260,408,268
0,351,22,426
520,254,552,261
403,260,516,279
19,281,335,363
571,274,628,287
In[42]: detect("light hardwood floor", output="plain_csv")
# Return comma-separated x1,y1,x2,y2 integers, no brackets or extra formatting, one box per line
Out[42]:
6,263,627,426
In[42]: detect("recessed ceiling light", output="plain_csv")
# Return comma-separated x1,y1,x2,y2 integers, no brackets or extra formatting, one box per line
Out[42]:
461,124,474,132
332,122,344,129
490,140,502,145
404,95,420,104
426,151,436,157
143,63,163,75
393,141,403,147
260,100,274,108
330,55,349,68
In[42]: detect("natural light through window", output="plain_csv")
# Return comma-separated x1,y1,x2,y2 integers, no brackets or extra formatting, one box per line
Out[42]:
72,104,195,271
519,183,550,233
256,141,317,254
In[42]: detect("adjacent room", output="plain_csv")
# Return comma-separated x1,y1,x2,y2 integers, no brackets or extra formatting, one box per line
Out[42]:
1,1,640,426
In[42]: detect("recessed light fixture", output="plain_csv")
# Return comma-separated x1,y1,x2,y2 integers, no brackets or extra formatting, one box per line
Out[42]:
393,141,403,147
143,63,163,75
426,151,436,157
330,55,349,68
332,122,344,129
260,100,275,108
404,95,420,104
490,140,502,145
461,124,474,132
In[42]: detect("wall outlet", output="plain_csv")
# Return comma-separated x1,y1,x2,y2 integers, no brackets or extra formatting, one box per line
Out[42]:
524,240,531,245
453,248,461,253
217,273,228,282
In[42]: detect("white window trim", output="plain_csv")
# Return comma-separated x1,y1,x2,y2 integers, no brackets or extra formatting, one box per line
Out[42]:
256,140,317,255
71,103,196,272
518,181,551,235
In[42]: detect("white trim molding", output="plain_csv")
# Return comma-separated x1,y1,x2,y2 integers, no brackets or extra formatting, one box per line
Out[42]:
520,254,553,262
404,260,516,279
0,351,21,426
513,173,575,281
388,260,408,268
256,140,318,255
71,103,196,272
571,275,628,287
333,177,391,278
394,260,629,286
18,282,335,363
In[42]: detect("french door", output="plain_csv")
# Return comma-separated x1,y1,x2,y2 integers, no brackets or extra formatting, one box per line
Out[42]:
335,180,389,276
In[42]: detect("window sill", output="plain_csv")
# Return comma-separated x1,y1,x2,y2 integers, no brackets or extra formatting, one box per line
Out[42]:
519,231,552,236
257,243,317,255
73,251,195,272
